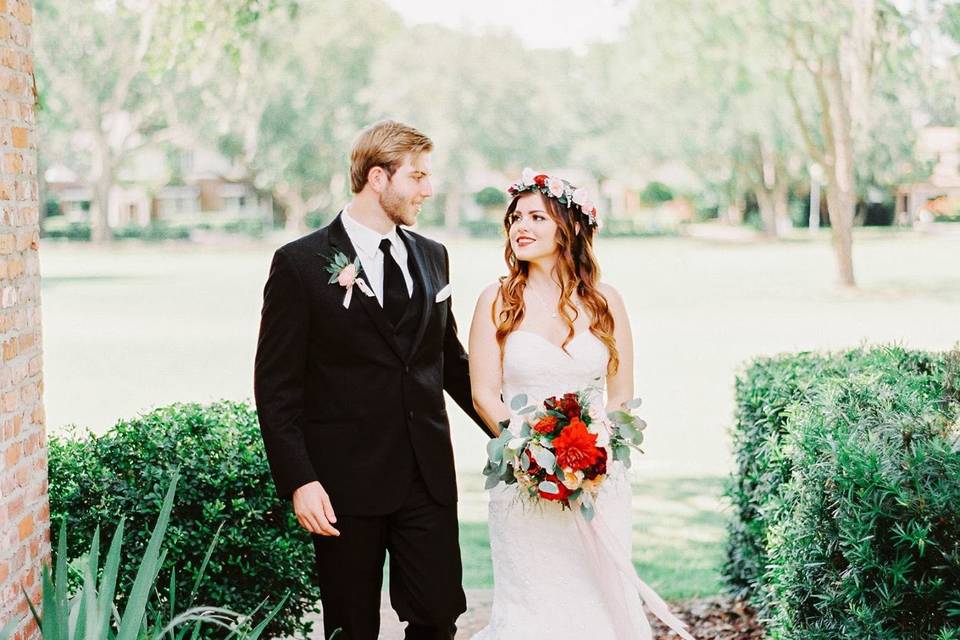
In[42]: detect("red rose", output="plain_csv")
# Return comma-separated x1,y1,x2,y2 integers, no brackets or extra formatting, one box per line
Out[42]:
533,414,560,435
584,447,608,480
553,418,603,471
526,452,542,475
534,174,548,187
558,393,581,419
538,473,572,501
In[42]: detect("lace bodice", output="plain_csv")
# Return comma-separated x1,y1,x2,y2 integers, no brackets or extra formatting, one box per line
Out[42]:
501,330,609,421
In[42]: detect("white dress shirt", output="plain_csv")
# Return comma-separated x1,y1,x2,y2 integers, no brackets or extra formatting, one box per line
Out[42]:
341,205,414,306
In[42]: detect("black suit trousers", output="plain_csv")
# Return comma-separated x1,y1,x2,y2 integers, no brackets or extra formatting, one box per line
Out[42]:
312,471,466,640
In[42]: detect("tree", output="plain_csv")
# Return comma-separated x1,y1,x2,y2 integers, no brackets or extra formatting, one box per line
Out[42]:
753,0,901,286
36,0,292,242
183,0,402,232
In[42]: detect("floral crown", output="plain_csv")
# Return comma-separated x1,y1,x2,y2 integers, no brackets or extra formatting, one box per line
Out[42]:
506,167,600,228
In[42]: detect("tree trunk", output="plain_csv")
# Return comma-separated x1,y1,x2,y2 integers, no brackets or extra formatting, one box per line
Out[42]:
443,183,460,231
91,173,113,244
773,179,791,235
90,139,113,244
273,184,309,234
753,187,778,238
825,179,856,287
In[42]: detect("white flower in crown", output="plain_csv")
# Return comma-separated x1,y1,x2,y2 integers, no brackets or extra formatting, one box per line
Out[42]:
521,167,537,187
572,187,590,207
547,177,565,198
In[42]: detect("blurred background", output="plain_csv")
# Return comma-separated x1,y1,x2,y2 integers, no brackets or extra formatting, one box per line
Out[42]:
36,0,960,600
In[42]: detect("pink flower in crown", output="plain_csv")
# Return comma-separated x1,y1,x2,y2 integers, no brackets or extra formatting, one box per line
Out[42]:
337,263,358,287
547,177,565,198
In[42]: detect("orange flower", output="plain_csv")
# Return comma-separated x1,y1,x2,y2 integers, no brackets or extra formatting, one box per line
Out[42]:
533,414,560,435
552,418,603,471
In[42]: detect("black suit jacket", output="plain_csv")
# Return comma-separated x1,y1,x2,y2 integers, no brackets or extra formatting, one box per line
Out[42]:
254,213,492,515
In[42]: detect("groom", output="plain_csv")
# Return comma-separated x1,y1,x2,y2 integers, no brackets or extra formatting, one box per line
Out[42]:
254,120,492,640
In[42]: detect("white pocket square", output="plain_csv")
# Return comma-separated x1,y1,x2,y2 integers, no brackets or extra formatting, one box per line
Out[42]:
435,283,452,303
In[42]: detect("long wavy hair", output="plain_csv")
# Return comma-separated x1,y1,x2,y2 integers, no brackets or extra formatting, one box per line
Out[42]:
493,191,619,375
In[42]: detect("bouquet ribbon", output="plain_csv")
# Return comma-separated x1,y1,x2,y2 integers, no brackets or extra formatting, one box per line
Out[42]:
574,510,696,640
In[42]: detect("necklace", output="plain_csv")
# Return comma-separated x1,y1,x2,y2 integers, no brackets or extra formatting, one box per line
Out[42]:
528,285,560,319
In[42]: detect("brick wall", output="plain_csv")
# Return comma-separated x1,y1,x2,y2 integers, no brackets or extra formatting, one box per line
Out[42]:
0,1,47,639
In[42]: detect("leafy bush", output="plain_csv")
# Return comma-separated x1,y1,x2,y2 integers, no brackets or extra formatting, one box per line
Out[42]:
1,474,287,640
48,401,322,638
474,186,508,208
42,220,92,241
725,346,960,639
640,181,674,204
112,222,192,241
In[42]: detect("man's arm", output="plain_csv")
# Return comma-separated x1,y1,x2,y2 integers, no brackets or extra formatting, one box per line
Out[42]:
254,247,318,498
439,245,496,438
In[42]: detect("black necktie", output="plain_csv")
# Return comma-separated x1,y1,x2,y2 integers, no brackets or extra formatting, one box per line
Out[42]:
379,238,408,327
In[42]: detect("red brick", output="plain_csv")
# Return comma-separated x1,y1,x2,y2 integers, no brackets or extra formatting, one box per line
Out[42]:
10,127,27,149
18,2,31,26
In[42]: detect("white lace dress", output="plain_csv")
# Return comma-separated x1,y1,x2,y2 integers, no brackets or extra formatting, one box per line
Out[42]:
470,330,691,640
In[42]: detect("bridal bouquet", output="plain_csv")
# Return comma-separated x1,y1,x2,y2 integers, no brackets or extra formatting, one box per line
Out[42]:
482,387,647,520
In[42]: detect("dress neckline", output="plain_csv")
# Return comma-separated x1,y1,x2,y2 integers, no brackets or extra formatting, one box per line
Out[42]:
509,329,594,352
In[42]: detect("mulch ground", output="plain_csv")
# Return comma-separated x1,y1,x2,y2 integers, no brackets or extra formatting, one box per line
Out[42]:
366,590,764,638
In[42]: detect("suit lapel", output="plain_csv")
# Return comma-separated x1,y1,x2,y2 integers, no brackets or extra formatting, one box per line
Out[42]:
326,213,404,361
400,228,435,360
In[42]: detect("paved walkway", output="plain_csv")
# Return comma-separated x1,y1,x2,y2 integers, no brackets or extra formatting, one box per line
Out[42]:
306,590,492,639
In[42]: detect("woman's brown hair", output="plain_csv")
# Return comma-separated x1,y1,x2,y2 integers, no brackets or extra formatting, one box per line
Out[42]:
493,191,619,374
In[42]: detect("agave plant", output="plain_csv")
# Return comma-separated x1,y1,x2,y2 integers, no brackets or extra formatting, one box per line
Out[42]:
0,472,287,640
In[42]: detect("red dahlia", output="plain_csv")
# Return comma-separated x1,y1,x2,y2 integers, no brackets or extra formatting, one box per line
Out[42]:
553,418,603,471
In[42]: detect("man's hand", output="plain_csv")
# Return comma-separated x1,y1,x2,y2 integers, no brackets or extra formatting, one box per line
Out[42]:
292,481,340,537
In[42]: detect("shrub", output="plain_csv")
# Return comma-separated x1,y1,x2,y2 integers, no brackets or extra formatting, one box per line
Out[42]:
474,186,507,208
725,347,960,639
1,474,287,640
42,220,92,241
640,181,674,205
48,401,322,638
112,222,192,241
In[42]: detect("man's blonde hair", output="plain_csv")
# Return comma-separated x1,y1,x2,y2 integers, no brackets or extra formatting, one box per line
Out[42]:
349,120,433,194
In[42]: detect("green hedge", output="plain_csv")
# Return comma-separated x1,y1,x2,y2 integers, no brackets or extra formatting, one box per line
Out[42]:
48,401,322,638
725,346,960,639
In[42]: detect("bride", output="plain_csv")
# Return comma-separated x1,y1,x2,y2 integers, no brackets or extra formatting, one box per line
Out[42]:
467,170,694,639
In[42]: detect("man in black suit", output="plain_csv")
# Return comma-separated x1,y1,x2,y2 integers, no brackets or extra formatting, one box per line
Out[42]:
254,120,492,640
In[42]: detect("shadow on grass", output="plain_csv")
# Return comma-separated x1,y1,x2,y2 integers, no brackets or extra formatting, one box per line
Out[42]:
457,475,727,600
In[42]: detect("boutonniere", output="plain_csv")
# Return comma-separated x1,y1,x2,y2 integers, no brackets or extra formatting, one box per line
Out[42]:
324,251,374,308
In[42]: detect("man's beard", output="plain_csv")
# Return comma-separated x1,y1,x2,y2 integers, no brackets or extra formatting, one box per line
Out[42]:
379,183,417,227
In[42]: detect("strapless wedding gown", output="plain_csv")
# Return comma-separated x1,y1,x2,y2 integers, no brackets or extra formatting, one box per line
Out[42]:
470,330,693,640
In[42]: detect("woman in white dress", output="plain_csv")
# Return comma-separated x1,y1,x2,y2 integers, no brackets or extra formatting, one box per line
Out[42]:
467,170,694,640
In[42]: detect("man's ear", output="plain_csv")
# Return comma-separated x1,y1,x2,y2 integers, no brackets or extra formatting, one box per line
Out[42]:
367,166,388,193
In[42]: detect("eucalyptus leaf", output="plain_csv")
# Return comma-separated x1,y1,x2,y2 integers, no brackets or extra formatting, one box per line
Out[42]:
538,480,559,495
510,394,529,411
518,405,536,415
625,397,643,409
484,473,501,490
529,444,556,473
579,500,595,521
486,438,504,464
507,437,528,451
520,451,531,471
